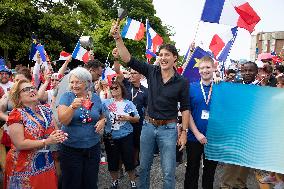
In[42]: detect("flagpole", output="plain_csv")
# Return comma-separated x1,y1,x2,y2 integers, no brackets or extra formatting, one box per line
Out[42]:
182,20,201,65
193,20,201,43
145,18,149,62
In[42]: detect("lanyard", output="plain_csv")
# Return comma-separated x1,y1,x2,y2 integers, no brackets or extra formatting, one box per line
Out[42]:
131,87,142,101
200,81,213,105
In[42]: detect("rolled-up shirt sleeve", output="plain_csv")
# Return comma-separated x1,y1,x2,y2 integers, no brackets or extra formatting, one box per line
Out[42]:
128,57,155,79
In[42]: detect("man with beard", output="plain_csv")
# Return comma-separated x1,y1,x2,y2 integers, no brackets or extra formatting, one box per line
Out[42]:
0,59,13,93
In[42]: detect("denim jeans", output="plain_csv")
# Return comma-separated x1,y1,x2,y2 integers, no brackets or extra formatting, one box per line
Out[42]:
59,142,101,189
139,121,177,189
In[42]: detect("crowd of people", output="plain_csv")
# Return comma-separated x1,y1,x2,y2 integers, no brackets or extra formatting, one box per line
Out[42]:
0,21,283,189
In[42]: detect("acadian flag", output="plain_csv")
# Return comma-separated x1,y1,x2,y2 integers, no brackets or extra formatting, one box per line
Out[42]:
201,0,261,33
72,41,89,63
209,26,238,62
146,19,163,60
121,18,145,41
30,34,38,61
36,44,47,62
182,46,212,83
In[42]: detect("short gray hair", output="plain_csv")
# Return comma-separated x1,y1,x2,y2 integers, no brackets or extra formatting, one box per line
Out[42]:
69,67,92,91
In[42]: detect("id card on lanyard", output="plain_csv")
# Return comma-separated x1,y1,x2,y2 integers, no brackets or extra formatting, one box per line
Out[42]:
200,81,213,120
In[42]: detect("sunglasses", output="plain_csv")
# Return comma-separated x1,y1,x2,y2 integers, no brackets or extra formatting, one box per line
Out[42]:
110,86,119,90
51,79,59,82
20,86,37,93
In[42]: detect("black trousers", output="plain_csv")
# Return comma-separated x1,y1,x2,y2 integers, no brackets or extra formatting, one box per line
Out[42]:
184,142,218,189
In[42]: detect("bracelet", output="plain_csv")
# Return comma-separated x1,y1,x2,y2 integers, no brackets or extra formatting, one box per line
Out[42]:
181,128,188,133
42,139,46,148
70,104,76,110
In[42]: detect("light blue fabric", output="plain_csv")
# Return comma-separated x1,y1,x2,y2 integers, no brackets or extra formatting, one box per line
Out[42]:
205,82,284,173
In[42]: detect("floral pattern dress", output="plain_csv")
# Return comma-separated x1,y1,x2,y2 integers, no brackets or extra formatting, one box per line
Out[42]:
4,105,57,189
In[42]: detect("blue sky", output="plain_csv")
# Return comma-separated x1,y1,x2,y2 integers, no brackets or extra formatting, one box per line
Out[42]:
152,0,284,60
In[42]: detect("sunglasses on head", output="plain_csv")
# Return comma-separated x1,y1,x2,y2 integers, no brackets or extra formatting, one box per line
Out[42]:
20,86,37,93
110,86,119,90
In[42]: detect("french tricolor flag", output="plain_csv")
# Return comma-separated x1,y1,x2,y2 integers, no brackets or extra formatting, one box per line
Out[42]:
201,0,260,33
72,41,89,63
146,20,163,60
121,18,145,41
209,27,238,61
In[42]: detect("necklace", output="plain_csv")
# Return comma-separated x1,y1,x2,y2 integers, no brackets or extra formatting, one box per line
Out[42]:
76,94,93,123
131,85,143,101
24,106,48,128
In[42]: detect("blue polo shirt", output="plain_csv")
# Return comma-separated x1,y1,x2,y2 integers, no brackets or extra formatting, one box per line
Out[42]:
187,81,212,142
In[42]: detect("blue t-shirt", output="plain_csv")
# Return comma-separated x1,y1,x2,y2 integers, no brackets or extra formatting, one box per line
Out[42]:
187,81,212,142
59,91,103,148
103,98,139,139
123,79,148,127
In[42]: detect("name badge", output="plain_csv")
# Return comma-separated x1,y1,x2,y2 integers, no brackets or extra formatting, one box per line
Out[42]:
38,149,50,153
201,110,209,120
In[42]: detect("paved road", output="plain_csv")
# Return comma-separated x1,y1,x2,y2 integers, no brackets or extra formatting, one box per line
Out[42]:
97,155,260,189
0,156,261,189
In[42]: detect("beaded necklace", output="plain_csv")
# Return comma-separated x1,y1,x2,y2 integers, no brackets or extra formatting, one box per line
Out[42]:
76,94,93,123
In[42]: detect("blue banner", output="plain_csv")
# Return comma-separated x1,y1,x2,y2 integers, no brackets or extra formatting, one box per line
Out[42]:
205,82,284,173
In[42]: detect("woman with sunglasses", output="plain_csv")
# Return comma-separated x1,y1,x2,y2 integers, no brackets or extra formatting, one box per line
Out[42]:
57,67,106,189
103,80,140,189
0,67,33,173
3,79,67,189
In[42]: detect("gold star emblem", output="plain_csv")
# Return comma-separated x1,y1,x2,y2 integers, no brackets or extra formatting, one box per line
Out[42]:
193,58,201,68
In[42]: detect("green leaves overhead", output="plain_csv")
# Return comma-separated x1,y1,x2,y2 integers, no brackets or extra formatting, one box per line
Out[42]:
0,0,175,65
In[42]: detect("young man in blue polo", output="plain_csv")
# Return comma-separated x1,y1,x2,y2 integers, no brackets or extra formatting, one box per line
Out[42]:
184,56,218,189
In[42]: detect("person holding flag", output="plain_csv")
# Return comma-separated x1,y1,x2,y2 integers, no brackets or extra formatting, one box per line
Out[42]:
110,21,190,189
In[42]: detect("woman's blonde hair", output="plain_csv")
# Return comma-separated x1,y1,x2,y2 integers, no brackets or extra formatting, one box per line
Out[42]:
9,79,30,108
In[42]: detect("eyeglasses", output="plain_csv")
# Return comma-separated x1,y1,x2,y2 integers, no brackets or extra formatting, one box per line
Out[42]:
51,79,60,82
110,86,119,90
20,86,37,93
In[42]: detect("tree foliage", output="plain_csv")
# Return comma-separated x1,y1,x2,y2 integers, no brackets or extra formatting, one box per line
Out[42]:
0,0,175,66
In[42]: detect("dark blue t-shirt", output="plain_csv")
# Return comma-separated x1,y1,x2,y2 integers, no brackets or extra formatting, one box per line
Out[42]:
59,91,103,148
187,81,212,142
123,79,148,127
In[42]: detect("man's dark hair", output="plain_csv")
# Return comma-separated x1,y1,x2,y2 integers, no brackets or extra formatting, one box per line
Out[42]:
263,64,273,74
243,61,258,71
84,59,105,70
275,65,284,74
158,44,179,58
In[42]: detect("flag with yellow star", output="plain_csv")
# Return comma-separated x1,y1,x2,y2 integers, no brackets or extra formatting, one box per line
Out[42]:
29,33,38,60
182,46,212,82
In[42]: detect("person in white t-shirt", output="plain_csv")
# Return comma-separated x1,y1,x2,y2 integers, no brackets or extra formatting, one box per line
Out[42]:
0,59,13,93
